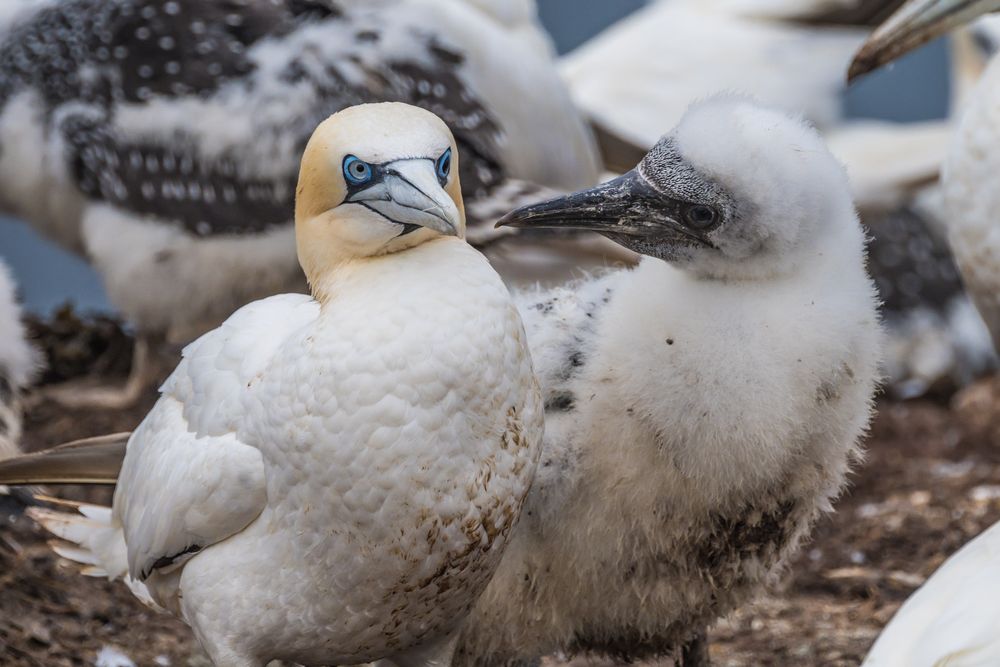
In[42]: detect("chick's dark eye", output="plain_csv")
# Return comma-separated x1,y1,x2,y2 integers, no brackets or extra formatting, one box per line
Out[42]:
343,155,373,185
436,148,452,184
685,204,718,229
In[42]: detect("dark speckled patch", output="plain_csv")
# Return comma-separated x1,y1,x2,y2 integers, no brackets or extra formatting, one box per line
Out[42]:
544,391,575,412
696,500,798,574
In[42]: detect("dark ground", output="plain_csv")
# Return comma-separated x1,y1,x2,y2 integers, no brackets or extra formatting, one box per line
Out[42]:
3,317,999,667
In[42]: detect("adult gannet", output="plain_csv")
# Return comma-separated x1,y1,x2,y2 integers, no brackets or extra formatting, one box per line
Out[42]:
851,0,1000,354
0,260,37,461
453,95,882,666
2,103,544,667
844,3,1000,663
0,0,599,404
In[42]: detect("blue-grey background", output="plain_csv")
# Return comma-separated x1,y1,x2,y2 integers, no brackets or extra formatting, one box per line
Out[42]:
0,0,951,315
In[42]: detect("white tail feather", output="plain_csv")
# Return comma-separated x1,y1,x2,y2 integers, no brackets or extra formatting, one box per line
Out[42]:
27,504,129,581
28,504,160,610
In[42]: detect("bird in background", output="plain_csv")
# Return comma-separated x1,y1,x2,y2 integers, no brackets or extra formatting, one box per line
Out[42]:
843,1,1000,664
0,102,544,667
0,260,38,463
0,0,604,407
447,95,882,666
558,0,996,397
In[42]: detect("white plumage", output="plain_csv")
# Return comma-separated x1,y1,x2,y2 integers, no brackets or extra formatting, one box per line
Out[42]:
942,52,1000,348
561,0,871,145
454,96,882,665
0,260,37,461
862,521,1000,666
24,103,543,667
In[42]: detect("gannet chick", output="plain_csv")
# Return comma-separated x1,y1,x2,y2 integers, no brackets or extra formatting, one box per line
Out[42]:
557,0,975,397
9,103,543,667
454,95,882,665
0,0,599,406
0,260,37,461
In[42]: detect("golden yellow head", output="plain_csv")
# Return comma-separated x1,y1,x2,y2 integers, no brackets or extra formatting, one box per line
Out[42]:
294,102,466,283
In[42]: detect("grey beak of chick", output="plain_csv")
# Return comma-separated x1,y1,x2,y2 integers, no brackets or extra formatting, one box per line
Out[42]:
496,169,691,241
849,0,1000,81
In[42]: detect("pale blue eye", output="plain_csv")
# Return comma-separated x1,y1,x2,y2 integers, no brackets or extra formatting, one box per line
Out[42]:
343,155,373,185
436,148,452,184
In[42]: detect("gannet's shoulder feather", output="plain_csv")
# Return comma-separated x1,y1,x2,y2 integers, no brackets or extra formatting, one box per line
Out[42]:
164,293,318,435
512,272,621,409
115,294,317,581
863,520,1000,667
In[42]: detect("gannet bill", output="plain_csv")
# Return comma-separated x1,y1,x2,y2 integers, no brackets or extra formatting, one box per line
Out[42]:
0,260,38,461
1,103,544,667
452,95,882,666
0,0,599,406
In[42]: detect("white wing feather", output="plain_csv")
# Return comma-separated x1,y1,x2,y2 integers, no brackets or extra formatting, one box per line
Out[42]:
560,1,863,148
863,520,1000,667
114,294,319,581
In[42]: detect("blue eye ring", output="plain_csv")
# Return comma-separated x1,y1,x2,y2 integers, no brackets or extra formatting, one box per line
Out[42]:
436,148,452,183
343,155,373,185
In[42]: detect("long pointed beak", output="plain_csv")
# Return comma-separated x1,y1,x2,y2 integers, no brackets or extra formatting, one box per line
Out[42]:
496,169,690,241
849,0,1000,81
348,158,461,237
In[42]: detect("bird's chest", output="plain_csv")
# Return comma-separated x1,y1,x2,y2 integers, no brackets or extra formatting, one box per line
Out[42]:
237,278,538,644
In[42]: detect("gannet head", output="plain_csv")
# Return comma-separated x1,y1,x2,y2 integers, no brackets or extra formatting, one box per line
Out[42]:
849,0,1000,81
294,102,464,282
498,95,856,281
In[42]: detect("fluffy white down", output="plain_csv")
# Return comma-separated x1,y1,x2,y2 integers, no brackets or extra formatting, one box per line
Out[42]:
0,260,38,460
943,54,1000,349
456,99,882,663
862,520,1000,667
52,238,543,666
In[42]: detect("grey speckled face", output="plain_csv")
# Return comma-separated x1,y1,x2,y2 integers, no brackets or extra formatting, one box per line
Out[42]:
496,137,735,262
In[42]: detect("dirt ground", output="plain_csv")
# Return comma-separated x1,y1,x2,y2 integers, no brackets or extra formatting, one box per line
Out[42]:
3,316,999,667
